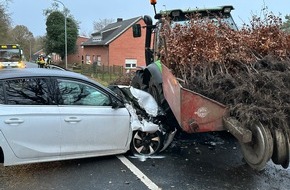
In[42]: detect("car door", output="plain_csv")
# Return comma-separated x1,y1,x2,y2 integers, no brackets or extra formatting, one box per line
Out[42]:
0,77,61,159
56,78,131,155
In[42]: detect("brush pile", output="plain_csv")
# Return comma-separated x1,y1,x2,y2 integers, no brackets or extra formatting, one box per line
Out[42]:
159,13,290,128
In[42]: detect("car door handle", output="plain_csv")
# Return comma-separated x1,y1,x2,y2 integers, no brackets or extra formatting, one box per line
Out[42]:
64,117,81,123
4,118,24,125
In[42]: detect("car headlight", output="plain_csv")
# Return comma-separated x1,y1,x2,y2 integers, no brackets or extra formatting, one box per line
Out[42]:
17,61,25,68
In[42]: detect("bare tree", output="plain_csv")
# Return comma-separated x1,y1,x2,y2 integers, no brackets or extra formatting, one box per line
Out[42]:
0,2,11,43
10,25,34,59
93,18,114,32
282,15,290,33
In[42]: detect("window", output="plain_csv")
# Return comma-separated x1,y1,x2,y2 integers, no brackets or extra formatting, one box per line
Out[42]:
86,55,91,64
92,34,102,42
0,81,4,104
125,59,137,69
5,78,51,105
57,79,110,106
97,55,101,66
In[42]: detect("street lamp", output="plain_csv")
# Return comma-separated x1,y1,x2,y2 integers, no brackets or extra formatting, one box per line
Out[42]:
53,0,67,69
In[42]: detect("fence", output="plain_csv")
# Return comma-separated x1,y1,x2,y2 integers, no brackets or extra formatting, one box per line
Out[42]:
72,63,134,84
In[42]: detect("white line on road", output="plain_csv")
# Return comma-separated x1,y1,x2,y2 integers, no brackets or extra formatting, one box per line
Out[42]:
117,155,161,190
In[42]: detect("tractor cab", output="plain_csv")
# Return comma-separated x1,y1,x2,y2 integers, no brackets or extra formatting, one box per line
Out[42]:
133,4,237,66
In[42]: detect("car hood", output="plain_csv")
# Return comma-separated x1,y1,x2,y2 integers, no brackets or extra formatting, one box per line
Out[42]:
108,85,161,132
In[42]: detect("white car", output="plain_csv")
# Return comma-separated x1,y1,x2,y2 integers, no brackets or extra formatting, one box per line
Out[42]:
0,68,174,166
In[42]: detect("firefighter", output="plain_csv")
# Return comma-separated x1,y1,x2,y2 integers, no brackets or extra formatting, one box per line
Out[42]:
45,55,52,68
37,54,45,68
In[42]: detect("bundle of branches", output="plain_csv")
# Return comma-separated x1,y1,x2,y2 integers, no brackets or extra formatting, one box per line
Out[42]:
160,12,290,128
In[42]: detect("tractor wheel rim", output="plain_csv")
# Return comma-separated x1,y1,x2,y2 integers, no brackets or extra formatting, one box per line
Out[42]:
271,128,288,166
240,122,273,170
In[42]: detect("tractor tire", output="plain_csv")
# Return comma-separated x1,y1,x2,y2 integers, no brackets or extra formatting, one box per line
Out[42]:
148,78,180,132
131,71,146,91
148,78,168,111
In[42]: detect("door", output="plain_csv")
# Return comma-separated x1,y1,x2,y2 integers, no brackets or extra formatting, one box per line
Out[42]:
56,79,131,155
0,78,61,159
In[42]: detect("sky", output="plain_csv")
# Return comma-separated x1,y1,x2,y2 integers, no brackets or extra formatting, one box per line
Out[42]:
7,0,290,37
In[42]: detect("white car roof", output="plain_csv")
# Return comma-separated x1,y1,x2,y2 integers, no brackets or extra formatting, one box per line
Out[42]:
0,68,89,80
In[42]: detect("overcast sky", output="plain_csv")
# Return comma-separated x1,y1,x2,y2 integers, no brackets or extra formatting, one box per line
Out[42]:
7,0,290,37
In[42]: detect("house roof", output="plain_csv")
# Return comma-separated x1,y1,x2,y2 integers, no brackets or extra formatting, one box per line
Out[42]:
33,49,44,55
82,16,142,46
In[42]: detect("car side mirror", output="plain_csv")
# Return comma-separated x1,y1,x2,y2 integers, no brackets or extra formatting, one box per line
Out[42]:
112,101,119,109
111,99,121,109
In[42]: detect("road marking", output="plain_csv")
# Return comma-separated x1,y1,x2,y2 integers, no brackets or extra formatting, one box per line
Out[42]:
117,155,161,190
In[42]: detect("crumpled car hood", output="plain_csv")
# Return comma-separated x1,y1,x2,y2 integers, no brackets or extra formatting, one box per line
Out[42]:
108,85,160,132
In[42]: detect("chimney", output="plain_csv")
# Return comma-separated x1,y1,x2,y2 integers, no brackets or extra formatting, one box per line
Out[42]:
117,18,123,22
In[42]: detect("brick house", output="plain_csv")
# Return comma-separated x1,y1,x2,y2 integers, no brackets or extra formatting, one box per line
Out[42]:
67,36,89,65
82,17,147,70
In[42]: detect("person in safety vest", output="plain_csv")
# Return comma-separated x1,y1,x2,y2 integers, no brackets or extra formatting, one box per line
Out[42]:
37,54,46,68
154,52,163,73
45,55,52,68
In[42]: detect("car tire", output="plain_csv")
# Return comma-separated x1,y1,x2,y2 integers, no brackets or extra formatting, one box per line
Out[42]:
130,130,164,156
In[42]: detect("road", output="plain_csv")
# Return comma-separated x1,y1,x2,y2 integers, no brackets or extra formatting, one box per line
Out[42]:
1,132,289,190
25,61,37,68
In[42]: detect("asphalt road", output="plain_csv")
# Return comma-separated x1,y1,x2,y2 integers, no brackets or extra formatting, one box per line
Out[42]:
1,131,289,190
25,61,38,68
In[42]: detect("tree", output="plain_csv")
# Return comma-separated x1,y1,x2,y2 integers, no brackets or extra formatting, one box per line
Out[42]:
0,2,11,43
10,25,34,59
45,10,78,60
282,15,290,33
93,18,114,32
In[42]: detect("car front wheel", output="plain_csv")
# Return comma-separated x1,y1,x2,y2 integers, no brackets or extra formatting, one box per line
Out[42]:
130,130,164,156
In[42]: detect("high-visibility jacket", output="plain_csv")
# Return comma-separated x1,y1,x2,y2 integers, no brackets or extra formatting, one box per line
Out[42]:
155,59,162,72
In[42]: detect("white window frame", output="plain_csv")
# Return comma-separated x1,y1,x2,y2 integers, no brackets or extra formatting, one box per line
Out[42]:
86,55,91,64
97,55,101,66
125,59,137,69
92,34,102,42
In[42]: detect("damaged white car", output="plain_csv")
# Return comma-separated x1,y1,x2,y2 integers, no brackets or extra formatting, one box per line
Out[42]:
0,68,175,166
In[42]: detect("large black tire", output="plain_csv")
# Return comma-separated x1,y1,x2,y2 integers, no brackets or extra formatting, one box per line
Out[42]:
130,130,164,155
148,78,168,111
148,78,180,132
131,71,146,90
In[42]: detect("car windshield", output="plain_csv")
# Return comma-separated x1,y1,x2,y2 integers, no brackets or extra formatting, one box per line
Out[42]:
0,49,20,62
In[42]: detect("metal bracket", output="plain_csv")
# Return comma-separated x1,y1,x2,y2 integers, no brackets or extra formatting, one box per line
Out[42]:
223,117,252,143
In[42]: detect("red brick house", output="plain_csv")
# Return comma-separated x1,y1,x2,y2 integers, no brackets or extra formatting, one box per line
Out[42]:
82,17,147,70
67,36,89,65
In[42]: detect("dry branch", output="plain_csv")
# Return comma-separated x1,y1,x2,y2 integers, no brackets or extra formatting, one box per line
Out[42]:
160,13,290,128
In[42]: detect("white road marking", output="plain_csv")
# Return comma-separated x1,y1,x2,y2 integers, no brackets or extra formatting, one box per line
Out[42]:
117,155,161,190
